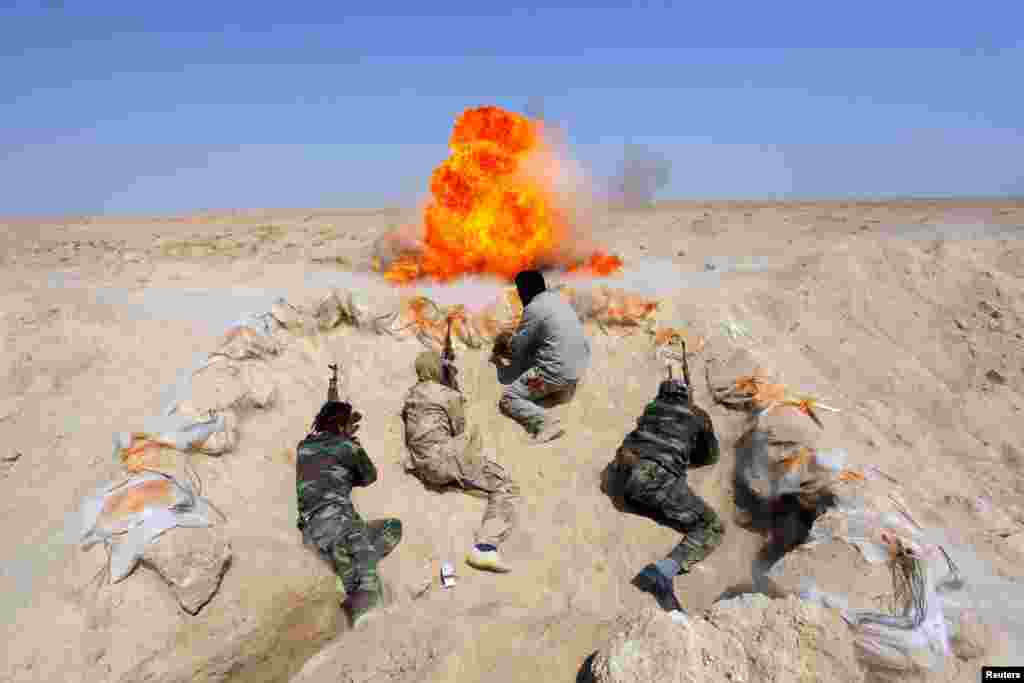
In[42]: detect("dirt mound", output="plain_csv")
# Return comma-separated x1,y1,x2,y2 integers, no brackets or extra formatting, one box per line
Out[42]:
2,202,1022,683
586,595,865,683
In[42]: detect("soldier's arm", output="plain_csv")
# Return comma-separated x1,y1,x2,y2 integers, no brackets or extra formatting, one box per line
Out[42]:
446,390,467,437
508,304,543,367
693,410,721,467
346,441,379,487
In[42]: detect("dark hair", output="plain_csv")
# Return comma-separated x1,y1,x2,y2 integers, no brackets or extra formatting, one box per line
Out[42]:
313,401,353,434
514,270,546,306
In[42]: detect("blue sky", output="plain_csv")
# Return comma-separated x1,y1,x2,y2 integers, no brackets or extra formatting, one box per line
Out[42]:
2,1,1022,215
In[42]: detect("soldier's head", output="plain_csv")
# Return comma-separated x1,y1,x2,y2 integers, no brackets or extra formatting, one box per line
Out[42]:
514,270,546,307
313,400,353,435
657,379,690,404
415,350,445,384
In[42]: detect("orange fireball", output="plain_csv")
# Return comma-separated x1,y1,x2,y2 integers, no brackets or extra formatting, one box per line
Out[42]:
385,106,622,284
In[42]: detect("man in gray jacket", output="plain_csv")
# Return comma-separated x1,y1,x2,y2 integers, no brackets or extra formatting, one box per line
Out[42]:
494,270,591,443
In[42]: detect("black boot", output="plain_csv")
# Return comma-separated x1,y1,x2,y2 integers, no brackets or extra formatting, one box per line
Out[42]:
342,588,381,629
633,563,685,613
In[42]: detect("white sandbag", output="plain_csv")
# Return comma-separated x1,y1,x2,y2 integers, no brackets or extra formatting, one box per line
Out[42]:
76,471,219,583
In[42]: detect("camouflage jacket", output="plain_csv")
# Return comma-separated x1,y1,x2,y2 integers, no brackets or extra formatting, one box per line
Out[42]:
295,432,377,529
401,380,466,454
618,380,720,478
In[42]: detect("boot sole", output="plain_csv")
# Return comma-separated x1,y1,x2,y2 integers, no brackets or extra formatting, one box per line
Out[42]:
634,571,683,613
529,428,566,445
467,560,512,573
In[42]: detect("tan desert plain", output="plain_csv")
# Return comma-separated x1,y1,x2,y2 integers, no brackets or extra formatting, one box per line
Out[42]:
1,199,1022,682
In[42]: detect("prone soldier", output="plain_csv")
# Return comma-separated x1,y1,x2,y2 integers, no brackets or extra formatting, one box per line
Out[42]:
296,363,400,628
402,319,520,573
613,339,724,613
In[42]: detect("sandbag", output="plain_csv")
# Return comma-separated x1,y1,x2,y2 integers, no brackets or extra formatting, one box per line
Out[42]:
176,358,277,415
470,286,523,341
270,298,318,336
213,315,282,361
706,348,780,411
585,286,660,334
841,538,961,675
113,415,230,471
651,325,707,373
737,406,827,501
77,471,220,583
312,288,373,332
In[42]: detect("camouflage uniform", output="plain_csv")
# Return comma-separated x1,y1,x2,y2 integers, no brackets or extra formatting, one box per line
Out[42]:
296,432,402,598
499,289,590,434
616,380,724,572
403,354,519,547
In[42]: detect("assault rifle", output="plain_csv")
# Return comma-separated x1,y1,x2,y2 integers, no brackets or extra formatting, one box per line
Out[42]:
679,338,693,406
666,337,694,406
441,316,461,392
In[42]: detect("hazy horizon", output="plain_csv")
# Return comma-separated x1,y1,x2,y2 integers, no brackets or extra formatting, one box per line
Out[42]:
3,2,1022,216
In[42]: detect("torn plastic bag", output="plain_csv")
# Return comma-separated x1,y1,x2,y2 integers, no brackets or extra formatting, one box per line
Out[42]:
212,313,282,361
803,496,924,565
77,471,219,583
796,535,962,674
113,414,229,470
147,414,228,452
798,576,850,611
840,540,961,673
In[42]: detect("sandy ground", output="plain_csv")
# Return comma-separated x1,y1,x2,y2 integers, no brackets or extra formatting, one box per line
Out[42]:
1,200,1022,681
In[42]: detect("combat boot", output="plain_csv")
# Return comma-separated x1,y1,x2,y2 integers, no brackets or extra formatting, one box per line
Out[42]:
343,588,382,629
634,563,685,613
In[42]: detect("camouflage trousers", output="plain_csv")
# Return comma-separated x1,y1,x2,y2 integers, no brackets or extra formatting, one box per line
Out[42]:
499,366,578,434
408,426,520,547
623,460,724,572
305,514,403,597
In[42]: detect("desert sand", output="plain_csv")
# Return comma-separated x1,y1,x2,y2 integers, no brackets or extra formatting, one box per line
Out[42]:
1,200,1022,682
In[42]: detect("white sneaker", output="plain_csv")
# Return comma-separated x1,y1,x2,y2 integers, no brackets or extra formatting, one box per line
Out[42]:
466,546,512,573
531,420,566,444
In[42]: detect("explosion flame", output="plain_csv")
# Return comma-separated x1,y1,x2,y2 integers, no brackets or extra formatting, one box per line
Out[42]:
381,106,622,284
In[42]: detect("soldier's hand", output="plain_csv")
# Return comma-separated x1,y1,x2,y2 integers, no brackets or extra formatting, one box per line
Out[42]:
493,331,512,352
615,447,640,468
344,411,362,439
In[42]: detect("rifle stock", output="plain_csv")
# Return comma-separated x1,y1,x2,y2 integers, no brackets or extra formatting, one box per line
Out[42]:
679,338,693,405
327,363,340,403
